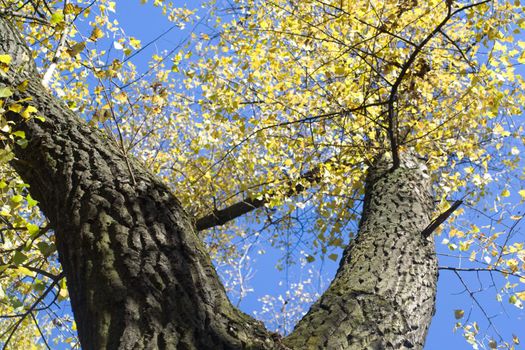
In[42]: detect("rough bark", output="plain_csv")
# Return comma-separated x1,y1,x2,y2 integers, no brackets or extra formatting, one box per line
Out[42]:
2,15,438,350
1,17,279,350
284,154,438,349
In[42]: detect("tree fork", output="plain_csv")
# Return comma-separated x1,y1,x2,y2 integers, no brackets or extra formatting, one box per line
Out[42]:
2,14,438,350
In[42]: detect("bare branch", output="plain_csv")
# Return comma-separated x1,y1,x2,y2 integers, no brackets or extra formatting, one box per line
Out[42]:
453,270,504,342
0,8,50,25
1,273,63,350
494,215,524,267
421,199,462,238
195,160,326,231
439,266,525,279
30,312,52,350
42,0,69,88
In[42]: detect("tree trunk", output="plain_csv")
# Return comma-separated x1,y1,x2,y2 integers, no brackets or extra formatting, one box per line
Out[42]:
284,154,438,349
1,16,437,350
1,17,279,350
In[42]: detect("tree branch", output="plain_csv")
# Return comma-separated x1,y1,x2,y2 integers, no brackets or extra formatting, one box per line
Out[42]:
1,273,63,350
387,2,453,169
195,161,326,231
42,0,69,88
421,199,462,238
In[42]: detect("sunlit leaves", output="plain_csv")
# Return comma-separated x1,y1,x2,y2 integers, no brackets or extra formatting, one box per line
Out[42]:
0,87,13,98
50,10,65,26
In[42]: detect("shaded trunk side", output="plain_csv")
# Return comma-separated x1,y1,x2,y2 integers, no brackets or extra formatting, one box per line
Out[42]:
285,154,438,350
1,17,278,350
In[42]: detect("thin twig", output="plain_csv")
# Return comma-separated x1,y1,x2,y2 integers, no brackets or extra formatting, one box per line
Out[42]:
30,311,51,350
1,273,63,350
42,0,69,87
453,270,504,342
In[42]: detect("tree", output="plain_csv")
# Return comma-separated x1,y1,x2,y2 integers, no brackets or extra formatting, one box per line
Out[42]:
1,0,525,349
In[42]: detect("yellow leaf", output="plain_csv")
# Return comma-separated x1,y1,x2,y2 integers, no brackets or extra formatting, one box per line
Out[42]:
66,42,86,57
50,10,64,25
89,27,104,42
114,92,127,103
129,37,141,49
0,54,12,65
17,266,36,277
21,105,38,119
493,41,506,52
64,4,83,15
9,104,23,113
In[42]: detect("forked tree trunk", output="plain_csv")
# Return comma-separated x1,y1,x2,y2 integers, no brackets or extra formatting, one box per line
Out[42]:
1,16,437,350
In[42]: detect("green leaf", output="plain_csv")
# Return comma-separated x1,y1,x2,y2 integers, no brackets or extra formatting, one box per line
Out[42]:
0,149,14,164
27,223,39,237
328,253,338,261
17,266,35,277
11,194,23,203
37,242,56,257
12,251,28,265
16,138,28,149
33,280,46,292
12,130,25,139
50,10,64,25
26,194,38,208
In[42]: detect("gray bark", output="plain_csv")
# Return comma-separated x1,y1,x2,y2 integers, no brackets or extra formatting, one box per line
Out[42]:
284,154,438,349
1,15,437,350
1,17,279,350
